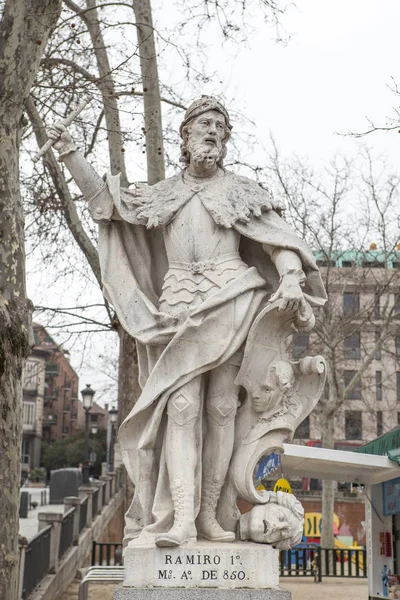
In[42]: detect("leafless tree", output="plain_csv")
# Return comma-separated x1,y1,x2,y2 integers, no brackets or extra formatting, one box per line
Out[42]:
24,0,291,420
268,142,400,547
0,1,62,595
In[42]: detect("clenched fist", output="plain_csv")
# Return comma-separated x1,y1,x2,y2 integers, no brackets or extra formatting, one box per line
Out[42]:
46,122,74,152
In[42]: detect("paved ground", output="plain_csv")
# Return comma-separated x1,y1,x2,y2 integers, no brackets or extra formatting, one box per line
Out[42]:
18,486,64,540
57,578,368,599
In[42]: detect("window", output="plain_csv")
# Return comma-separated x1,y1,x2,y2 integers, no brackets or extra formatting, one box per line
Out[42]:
396,336,400,360
397,373,400,402
395,294,400,314
293,333,309,359
345,410,362,440
22,401,35,426
377,411,383,437
376,371,382,401
344,332,361,359
295,416,310,439
343,292,360,316
344,370,361,399
398,412,400,426
362,260,383,269
342,261,354,268
46,363,60,376
317,260,336,267
375,331,381,361
375,292,381,318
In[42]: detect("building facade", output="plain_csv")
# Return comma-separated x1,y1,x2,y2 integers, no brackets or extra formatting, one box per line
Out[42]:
292,249,400,449
32,323,80,445
21,346,52,471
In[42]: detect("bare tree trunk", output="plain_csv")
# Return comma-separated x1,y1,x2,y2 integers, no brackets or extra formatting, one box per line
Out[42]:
118,327,142,424
0,1,61,596
132,0,165,185
320,412,335,548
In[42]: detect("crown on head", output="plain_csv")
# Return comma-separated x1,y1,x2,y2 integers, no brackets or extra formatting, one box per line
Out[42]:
179,95,232,138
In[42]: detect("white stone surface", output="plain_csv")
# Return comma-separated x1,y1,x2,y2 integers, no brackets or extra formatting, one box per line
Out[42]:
49,95,327,551
123,541,279,589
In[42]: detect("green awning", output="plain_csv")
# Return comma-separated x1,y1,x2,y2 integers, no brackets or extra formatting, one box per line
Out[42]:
355,426,400,457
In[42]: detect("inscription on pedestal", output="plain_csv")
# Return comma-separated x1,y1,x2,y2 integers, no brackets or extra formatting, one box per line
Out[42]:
159,551,248,583
123,542,279,589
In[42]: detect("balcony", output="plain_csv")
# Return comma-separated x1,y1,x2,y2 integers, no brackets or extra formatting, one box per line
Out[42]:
22,401,35,432
45,363,60,376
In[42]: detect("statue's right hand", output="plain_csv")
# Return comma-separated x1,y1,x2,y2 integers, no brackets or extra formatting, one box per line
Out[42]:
46,122,73,151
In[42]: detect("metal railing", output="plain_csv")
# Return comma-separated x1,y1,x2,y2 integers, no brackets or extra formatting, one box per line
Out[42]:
102,482,106,506
18,467,124,599
22,525,52,599
92,487,99,518
59,508,75,559
279,546,367,581
92,541,123,566
79,496,88,533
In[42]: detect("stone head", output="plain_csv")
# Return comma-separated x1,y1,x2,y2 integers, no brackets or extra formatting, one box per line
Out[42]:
252,360,295,414
179,96,232,169
239,491,304,549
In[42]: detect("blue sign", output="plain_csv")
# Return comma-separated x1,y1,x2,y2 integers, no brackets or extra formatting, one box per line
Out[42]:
383,477,400,515
257,453,280,480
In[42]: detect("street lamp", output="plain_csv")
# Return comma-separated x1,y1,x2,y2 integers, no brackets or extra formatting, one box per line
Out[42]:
108,405,118,472
81,384,95,484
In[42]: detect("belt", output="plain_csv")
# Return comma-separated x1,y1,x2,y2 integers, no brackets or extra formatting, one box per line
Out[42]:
169,252,242,275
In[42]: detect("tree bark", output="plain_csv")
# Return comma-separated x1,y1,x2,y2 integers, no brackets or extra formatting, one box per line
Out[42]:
320,411,335,548
0,1,62,596
132,0,165,185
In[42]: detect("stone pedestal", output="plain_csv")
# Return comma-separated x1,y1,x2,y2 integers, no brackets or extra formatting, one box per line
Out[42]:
114,589,291,599
119,541,285,592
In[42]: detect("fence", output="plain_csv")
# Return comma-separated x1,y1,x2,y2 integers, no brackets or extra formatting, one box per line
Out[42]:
279,546,367,581
58,508,75,560
92,487,99,519
18,466,124,600
92,541,123,566
79,496,88,533
21,525,51,599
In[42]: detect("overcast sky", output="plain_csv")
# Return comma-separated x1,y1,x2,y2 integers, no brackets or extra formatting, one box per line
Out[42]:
27,0,400,403
182,0,400,167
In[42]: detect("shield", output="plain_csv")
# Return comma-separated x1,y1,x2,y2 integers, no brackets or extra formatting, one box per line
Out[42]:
230,300,326,503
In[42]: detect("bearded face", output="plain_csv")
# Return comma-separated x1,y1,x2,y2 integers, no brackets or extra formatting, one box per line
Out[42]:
187,135,223,170
182,109,227,170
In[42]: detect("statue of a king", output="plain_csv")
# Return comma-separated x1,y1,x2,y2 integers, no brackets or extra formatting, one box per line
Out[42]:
47,96,327,549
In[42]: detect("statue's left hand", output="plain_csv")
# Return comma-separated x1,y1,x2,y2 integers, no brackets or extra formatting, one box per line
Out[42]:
269,273,305,312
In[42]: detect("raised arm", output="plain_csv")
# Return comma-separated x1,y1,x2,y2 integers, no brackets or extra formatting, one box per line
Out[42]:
47,122,106,202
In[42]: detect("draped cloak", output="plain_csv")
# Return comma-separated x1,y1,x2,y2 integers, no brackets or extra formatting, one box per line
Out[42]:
88,169,327,542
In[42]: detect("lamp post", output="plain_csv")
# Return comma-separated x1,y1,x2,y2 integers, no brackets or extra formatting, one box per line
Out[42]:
108,405,118,472
81,384,95,484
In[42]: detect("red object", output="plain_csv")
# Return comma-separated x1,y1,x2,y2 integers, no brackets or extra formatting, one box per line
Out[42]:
385,532,392,557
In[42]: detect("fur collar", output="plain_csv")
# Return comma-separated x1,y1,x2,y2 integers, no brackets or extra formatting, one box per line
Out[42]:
121,170,281,229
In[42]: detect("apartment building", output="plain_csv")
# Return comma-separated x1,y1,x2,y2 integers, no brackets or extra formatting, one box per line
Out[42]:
292,248,400,448
21,344,52,470
32,323,80,445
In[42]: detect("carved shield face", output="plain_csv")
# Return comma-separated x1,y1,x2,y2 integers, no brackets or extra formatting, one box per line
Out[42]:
243,500,303,549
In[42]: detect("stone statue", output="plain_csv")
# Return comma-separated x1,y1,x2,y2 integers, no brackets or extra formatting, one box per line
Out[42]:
47,96,327,551
238,491,304,550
